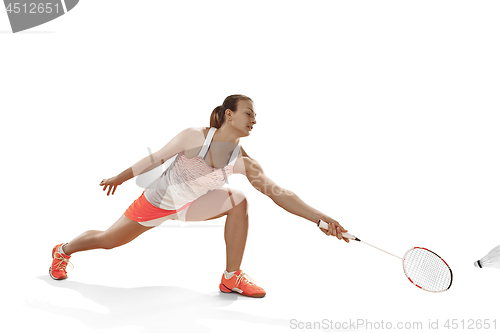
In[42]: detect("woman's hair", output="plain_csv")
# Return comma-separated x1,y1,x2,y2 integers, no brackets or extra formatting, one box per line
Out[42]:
210,94,253,129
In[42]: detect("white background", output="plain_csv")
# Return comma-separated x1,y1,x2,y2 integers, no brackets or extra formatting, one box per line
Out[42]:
2,1,500,332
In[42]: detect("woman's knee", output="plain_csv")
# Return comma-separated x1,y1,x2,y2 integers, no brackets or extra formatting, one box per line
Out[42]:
184,188,249,221
227,189,248,213
98,215,152,250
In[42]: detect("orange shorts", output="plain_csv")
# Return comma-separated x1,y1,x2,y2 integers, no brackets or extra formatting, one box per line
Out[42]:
124,192,192,225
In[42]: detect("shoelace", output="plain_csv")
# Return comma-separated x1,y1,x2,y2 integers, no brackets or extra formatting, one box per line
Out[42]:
54,253,74,271
235,272,256,287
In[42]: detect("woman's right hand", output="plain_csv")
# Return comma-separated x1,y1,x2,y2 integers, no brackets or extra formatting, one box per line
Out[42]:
319,217,350,243
100,177,123,196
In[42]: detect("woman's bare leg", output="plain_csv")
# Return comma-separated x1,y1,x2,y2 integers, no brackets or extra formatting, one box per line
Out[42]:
184,188,248,272
62,214,154,255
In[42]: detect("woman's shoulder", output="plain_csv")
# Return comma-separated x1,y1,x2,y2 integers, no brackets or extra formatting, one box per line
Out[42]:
177,127,210,153
176,127,208,139
183,127,210,137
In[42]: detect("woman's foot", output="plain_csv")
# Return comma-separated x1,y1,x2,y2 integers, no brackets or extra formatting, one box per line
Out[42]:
49,243,73,280
219,270,266,298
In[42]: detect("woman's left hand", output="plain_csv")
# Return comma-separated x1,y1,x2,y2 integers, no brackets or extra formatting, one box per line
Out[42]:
99,176,123,196
319,217,350,243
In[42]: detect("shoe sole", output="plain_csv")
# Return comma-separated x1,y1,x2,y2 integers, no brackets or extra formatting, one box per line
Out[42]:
219,283,265,298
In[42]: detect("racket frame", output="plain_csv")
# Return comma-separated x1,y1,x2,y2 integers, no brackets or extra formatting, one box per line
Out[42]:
317,220,452,292
402,247,453,293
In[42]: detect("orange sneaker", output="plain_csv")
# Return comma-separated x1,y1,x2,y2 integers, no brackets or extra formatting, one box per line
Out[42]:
219,270,266,298
49,243,73,280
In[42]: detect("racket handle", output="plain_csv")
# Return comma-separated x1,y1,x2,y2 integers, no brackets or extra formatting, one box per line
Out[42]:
318,220,356,240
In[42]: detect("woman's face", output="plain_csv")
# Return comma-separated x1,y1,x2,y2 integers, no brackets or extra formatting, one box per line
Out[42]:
227,99,257,136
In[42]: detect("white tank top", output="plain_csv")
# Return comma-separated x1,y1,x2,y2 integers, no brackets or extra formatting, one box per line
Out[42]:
144,127,240,210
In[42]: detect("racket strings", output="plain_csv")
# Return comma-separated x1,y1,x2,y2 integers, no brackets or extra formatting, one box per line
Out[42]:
403,248,452,292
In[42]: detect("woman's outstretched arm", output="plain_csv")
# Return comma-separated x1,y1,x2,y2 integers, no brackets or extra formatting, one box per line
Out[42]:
239,156,349,242
100,128,196,195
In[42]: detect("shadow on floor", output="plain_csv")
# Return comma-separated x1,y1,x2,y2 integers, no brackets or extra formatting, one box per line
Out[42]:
25,276,290,332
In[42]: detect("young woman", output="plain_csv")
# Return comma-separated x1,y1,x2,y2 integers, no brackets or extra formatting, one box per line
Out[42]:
49,94,349,298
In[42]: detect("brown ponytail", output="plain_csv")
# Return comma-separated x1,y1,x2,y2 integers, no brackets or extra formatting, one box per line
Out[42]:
210,105,225,129
209,94,253,129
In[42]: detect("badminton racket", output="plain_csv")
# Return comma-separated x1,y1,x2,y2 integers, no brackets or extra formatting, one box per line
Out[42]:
318,220,453,293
